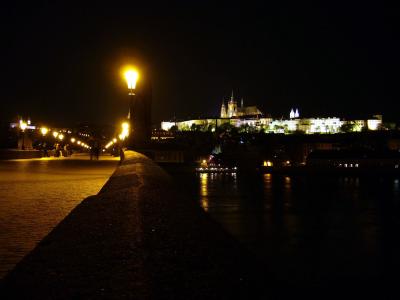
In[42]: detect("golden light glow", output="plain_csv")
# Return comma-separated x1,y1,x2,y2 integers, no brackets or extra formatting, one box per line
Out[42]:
200,173,209,211
124,69,139,90
58,134,64,141
263,160,273,167
120,122,130,140
77,141,81,145
40,127,48,136
53,131,59,138
113,138,117,143
19,120,27,131
70,138,76,143
122,122,129,130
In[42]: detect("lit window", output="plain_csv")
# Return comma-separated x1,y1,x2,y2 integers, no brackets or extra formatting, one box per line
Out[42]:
344,164,347,168
355,163,359,168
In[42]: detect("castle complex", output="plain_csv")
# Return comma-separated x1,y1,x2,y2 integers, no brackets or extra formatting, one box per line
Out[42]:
161,92,383,134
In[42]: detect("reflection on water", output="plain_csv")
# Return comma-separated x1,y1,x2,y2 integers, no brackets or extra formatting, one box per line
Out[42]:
189,172,400,288
200,173,209,211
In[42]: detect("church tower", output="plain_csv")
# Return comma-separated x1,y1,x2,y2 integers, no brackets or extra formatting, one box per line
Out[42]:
290,108,295,119
220,100,227,118
227,90,237,117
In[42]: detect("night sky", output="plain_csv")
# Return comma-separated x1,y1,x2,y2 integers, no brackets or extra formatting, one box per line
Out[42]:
1,2,399,127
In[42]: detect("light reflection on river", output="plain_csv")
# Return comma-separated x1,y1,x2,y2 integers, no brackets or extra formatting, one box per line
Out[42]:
192,171,400,289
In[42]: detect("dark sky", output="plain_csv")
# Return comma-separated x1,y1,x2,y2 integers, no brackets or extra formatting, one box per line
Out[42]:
1,1,399,127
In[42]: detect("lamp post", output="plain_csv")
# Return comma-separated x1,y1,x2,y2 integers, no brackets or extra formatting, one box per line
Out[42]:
124,69,139,146
40,127,49,157
19,120,27,150
122,66,152,149
124,69,139,120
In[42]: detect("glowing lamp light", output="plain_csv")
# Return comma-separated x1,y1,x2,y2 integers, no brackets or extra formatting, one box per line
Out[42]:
113,138,117,143
120,122,130,140
70,138,76,143
122,122,129,131
58,134,64,141
124,70,139,90
53,131,59,138
40,127,48,136
19,120,27,131
77,141,81,145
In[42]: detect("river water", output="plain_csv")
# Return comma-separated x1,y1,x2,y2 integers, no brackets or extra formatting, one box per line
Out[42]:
173,171,400,291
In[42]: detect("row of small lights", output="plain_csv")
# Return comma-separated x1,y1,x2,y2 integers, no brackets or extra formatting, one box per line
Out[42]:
104,122,130,151
18,67,139,152
37,125,91,150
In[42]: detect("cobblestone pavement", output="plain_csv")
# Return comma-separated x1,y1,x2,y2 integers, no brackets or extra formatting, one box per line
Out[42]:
0,155,118,278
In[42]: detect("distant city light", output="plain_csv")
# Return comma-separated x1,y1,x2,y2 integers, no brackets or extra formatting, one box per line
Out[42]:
367,119,380,131
263,160,273,167
40,127,48,136
53,131,59,138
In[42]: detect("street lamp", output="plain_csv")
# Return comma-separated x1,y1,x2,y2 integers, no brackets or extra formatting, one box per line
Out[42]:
124,68,139,135
124,69,139,94
19,120,27,150
39,127,49,156
40,127,48,136
123,68,138,149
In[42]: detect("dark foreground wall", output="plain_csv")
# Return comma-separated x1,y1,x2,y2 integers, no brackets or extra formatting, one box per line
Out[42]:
0,151,267,299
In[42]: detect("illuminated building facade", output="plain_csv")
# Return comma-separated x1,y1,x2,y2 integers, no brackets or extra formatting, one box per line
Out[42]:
161,99,383,134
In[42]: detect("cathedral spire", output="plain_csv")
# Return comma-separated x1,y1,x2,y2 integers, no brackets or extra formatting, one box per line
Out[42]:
230,90,234,102
220,98,227,118
241,98,244,108
290,108,295,119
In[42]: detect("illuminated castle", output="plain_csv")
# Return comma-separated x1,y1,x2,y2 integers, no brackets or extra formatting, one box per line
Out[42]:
160,90,383,134
220,91,262,118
